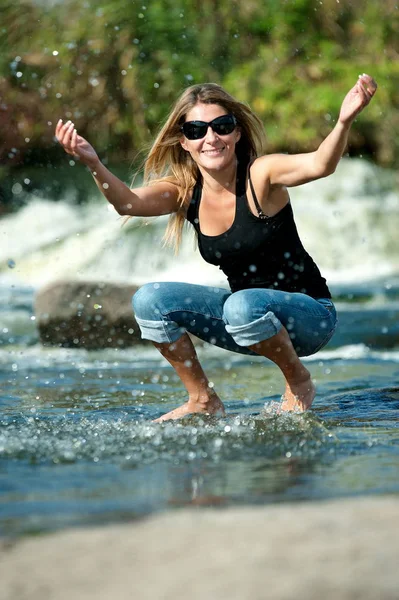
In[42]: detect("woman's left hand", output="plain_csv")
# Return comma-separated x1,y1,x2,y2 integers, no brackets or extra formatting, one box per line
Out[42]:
339,73,377,125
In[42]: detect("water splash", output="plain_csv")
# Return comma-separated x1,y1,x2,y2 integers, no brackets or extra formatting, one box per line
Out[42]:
0,408,335,467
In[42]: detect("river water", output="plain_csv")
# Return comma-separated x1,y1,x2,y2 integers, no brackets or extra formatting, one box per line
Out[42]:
1,158,398,537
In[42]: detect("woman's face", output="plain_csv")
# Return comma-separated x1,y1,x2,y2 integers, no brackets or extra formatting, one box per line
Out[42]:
180,103,240,172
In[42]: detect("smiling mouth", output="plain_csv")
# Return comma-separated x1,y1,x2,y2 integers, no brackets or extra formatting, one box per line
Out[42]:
202,147,225,155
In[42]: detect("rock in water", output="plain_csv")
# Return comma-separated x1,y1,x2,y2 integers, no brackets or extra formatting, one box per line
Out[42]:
35,280,144,349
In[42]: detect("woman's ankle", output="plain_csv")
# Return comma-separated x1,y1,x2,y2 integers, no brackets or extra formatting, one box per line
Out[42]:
153,392,225,423
283,362,311,386
187,389,224,413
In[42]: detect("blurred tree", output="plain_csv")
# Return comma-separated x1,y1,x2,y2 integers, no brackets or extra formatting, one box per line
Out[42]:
0,0,398,177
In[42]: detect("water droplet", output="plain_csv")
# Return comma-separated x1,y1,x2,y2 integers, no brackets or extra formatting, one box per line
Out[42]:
7,259,16,269
11,183,22,195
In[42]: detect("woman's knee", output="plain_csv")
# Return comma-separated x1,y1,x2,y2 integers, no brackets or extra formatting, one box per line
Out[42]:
223,290,262,326
132,282,163,320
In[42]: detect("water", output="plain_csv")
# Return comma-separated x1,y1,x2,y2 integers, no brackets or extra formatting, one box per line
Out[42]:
1,158,399,538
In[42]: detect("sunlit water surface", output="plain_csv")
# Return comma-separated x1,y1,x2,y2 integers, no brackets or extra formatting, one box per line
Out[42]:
1,339,399,538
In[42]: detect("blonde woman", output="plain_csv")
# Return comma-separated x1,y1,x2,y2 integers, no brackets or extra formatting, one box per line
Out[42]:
56,74,377,421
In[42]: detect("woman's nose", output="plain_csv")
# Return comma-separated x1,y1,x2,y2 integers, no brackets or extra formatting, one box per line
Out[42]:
204,126,218,141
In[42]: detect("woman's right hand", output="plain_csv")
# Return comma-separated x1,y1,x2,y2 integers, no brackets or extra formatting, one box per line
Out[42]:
55,119,100,171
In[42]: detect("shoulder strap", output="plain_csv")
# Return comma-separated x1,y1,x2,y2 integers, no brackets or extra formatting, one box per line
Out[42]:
248,161,269,219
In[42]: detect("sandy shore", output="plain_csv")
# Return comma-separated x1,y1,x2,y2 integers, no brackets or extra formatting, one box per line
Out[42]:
1,495,398,600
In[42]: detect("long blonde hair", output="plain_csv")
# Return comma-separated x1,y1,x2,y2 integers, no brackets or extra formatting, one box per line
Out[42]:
141,83,267,251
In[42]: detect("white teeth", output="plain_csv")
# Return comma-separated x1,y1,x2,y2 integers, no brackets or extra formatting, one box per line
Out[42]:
203,148,224,154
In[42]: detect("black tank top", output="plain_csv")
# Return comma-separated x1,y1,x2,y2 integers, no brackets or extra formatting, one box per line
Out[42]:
186,158,331,298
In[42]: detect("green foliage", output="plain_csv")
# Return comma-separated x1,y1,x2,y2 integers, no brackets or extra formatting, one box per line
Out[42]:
1,0,398,171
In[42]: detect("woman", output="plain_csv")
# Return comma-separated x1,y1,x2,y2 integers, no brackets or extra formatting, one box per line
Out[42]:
56,73,377,421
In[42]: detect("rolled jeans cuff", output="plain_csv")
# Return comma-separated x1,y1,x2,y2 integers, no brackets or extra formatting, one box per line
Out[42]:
225,311,282,346
135,316,185,344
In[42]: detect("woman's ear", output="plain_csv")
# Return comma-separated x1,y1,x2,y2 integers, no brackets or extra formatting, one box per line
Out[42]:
180,137,189,152
235,127,242,143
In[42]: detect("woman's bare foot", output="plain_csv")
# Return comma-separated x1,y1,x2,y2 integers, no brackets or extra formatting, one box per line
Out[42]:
280,375,316,412
153,392,225,423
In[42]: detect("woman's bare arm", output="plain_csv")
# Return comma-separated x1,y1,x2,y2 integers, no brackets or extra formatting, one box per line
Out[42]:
252,73,377,190
55,119,180,216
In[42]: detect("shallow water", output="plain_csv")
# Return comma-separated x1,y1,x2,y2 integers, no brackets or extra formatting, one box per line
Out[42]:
1,329,399,538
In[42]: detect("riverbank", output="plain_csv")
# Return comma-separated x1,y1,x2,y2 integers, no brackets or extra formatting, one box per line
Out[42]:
1,495,398,600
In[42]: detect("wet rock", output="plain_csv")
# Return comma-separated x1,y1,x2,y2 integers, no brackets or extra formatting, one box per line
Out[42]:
35,280,145,349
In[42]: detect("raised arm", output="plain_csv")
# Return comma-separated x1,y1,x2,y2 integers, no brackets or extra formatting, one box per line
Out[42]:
55,119,179,217
253,73,377,189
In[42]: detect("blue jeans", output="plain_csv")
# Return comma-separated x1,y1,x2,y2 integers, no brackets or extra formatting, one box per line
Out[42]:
132,282,337,357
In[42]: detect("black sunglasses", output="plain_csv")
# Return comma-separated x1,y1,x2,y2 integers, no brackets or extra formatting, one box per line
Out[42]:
181,114,237,140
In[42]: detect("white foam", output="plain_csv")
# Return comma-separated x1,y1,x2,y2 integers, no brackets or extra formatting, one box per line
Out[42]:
1,158,398,288
307,343,399,362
